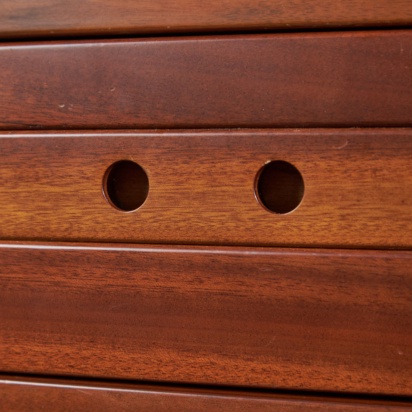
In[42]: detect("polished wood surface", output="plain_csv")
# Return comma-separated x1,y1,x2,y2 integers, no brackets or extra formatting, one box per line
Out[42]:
1,377,411,411
1,242,411,395
1,31,412,130
1,0,411,38
2,1,411,406
0,129,411,248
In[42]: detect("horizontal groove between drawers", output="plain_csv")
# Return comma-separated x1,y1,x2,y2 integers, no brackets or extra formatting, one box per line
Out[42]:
0,374,411,411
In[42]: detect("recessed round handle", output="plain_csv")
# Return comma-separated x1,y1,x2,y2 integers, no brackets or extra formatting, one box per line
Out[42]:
103,160,149,212
255,160,304,214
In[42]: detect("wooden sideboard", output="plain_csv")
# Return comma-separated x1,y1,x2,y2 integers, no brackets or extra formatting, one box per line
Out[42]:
0,1,411,410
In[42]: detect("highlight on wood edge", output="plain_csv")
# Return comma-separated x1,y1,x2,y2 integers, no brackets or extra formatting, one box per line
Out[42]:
0,376,411,411
102,159,305,215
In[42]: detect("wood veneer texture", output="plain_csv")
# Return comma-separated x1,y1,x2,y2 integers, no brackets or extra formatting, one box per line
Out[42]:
0,0,411,38
1,31,412,129
0,242,411,395
0,129,411,248
0,377,411,411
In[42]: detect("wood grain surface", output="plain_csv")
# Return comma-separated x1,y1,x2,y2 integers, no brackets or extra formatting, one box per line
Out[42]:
1,31,412,129
1,377,411,412
1,242,411,395
1,0,412,38
0,129,411,248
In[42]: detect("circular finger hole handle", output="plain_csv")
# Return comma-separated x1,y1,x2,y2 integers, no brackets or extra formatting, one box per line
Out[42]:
255,160,304,214
103,160,149,212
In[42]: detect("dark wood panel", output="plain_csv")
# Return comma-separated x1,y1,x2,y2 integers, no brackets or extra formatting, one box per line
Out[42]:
0,242,411,395
1,31,412,129
1,0,412,38
0,129,411,248
1,377,411,412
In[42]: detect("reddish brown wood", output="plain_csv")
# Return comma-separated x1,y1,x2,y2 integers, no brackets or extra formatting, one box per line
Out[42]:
0,129,411,248
0,242,411,395
1,0,411,38
1,377,411,412
1,31,412,129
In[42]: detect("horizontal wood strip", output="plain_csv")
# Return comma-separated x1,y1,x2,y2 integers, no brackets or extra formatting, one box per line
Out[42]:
1,0,412,38
0,129,411,248
1,31,412,129
1,377,411,412
0,242,411,395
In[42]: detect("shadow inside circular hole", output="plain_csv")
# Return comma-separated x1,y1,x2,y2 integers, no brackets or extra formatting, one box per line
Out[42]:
256,160,304,214
104,160,149,211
